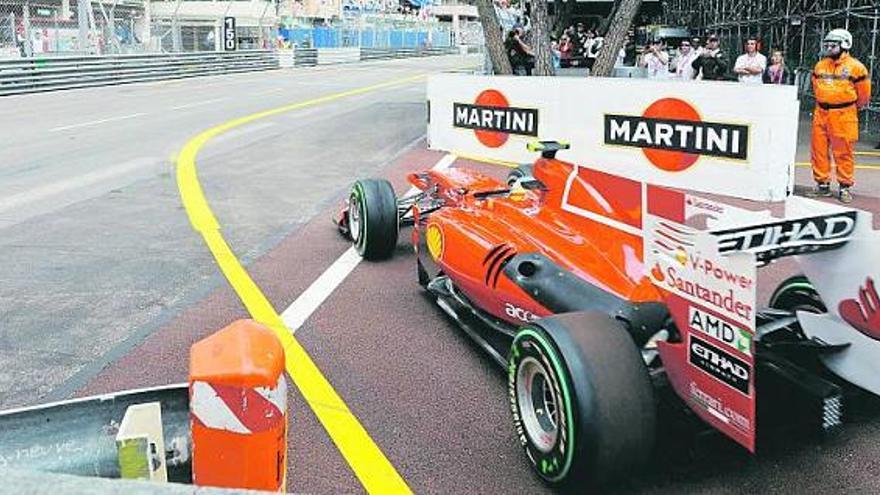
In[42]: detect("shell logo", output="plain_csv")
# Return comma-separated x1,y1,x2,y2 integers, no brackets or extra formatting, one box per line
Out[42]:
426,224,444,261
651,263,665,281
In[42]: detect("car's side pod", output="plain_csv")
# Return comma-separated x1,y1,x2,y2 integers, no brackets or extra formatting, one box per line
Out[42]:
501,252,669,346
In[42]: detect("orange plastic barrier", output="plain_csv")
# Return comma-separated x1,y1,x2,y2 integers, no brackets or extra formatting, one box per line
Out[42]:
189,319,287,491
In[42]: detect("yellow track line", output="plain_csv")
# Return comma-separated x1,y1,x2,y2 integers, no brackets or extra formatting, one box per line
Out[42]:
177,74,428,494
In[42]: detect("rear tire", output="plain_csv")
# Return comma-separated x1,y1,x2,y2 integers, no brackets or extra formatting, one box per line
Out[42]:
349,179,398,260
769,275,826,340
769,275,826,314
508,312,656,490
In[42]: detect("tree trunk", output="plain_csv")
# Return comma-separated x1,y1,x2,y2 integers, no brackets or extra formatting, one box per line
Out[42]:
475,0,512,75
591,0,641,77
530,0,554,75
598,0,620,36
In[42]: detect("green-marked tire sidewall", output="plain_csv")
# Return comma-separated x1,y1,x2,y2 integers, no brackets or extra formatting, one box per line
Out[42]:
509,326,576,483
769,274,826,312
349,178,397,260
350,182,367,254
510,312,656,489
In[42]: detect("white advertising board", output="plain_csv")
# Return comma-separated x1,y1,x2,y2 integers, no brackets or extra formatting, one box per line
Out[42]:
427,74,799,202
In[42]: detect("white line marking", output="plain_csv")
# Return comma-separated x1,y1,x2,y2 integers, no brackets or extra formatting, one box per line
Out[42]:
49,112,146,132
170,98,227,110
0,157,158,214
281,152,456,333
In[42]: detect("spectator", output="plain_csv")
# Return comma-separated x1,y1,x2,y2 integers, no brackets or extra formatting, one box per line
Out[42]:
587,33,603,72
692,34,729,80
559,34,574,67
762,49,793,84
550,37,561,71
624,35,637,66
691,36,703,56
640,39,669,79
673,39,698,79
575,23,589,61
733,36,767,84
505,25,534,75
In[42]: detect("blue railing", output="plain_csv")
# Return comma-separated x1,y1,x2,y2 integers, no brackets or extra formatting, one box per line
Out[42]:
279,27,451,49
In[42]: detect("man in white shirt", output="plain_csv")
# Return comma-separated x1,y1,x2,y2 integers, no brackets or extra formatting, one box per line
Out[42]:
640,39,669,79
733,36,767,84
673,40,697,80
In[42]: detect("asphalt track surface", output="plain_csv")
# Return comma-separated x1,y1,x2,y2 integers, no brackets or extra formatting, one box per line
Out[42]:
3,59,880,493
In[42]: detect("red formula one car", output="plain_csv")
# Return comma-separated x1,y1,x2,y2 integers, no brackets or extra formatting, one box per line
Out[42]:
336,141,874,490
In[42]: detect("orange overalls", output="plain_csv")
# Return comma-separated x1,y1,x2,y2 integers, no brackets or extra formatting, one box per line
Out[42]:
811,52,871,187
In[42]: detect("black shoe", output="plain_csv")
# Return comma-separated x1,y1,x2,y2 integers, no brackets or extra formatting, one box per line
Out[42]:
839,187,854,204
807,183,833,197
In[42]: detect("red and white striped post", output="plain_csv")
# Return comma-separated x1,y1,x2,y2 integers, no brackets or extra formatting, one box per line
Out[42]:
189,319,287,491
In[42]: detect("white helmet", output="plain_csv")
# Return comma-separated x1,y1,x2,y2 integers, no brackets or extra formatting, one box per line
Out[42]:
824,28,853,50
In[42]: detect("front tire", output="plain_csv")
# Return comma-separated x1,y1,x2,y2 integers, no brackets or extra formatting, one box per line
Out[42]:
349,179,398,260
509,312,655,490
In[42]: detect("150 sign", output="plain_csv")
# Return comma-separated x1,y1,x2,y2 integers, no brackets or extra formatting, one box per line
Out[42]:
223,17,237,51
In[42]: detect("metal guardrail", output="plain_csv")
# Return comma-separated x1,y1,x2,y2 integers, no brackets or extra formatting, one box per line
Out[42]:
0,51,279,97
0,47,461,96
293,46,459,67
0,384,191,482
359,47,459,61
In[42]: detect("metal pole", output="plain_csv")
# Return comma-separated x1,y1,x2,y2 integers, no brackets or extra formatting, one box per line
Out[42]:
85,0,98,53
867,8,878,133
214,19,221,51
77,0,88,52
23,2,33,57
845,0,851,31
54,10,59,52
257,0,270,49
7,13,13,44
172,0,183,52
171,16,180,52
143,0,151,51
799,17,806,67
783,0,790,54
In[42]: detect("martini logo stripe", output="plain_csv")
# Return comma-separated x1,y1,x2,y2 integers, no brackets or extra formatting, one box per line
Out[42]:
454,103,539,136
605,114,748,160
604,98,750,172
453,89,541,148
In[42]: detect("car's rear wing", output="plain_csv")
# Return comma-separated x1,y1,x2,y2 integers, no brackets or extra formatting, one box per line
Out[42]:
644,188,879,453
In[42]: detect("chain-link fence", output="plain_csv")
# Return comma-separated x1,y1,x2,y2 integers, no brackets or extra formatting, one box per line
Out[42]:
0,0,457,59
662,0,880,131
0,0,151,57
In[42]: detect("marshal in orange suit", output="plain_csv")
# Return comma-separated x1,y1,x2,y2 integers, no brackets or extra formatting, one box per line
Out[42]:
810,28,871,203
